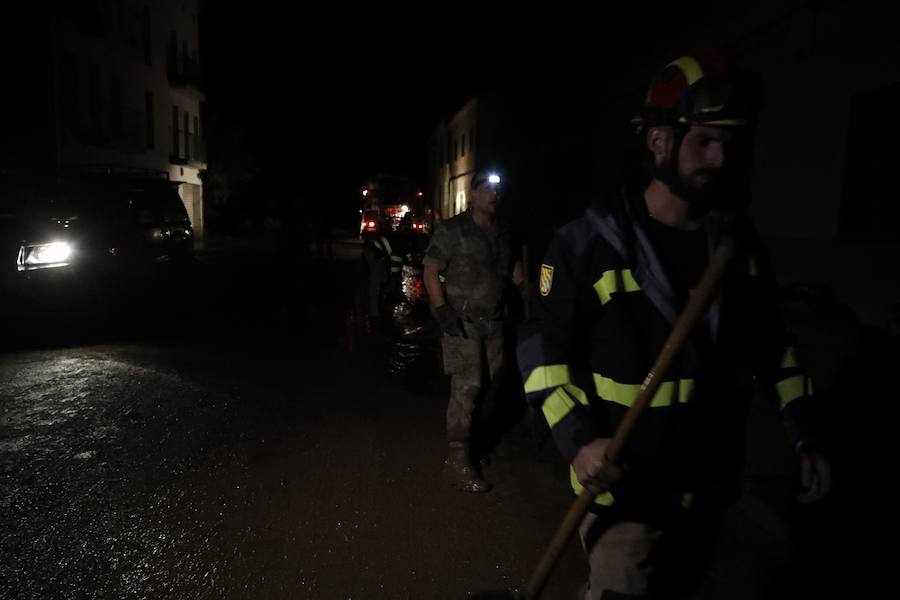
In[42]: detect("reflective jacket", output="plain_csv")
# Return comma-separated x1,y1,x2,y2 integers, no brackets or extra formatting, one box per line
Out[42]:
517,188,816,513
365,234,405,276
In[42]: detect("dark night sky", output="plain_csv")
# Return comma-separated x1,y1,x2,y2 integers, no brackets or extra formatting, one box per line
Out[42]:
198,3,679,202
203,8,482,179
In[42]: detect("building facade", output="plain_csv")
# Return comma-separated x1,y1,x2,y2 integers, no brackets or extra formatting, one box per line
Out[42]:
3,0,207,237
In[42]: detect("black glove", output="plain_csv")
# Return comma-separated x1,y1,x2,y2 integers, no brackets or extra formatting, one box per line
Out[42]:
435,304,465,337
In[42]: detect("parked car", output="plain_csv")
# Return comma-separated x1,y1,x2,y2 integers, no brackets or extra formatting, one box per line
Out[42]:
1,172,194,313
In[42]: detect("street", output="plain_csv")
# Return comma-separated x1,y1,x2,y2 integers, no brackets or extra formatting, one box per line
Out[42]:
0,235,873,599
1,4,895,598
1,236,590,599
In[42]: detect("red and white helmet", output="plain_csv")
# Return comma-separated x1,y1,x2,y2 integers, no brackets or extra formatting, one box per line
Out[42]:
634,48,757,132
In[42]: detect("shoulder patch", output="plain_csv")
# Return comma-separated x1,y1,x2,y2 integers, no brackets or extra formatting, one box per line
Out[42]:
539,264,554,296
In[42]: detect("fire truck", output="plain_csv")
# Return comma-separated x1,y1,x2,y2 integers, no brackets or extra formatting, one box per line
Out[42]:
358,175,423,238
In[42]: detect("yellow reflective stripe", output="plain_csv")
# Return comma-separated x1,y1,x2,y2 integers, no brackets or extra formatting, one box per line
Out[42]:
593,269,641,305
780,346,799,369
776,374,811,409
705,118,746,125
541,385,590,428
542,387,578,429
570,468,615,506
669,56,704,85
524,364,570,394
564,384,589,407
594,373,695,407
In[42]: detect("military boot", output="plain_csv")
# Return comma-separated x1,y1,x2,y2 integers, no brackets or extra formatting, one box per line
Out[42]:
444,442,491,493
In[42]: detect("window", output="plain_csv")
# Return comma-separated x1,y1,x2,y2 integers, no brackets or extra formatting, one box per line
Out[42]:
112,0,123,37
110,74,121,133
89,65,101,137
145,92,154,150
143,7,152,66
61,52,79,129
122,2,138,47
199,100,206,141
183,111,190,159
193,115,200,160
171,105,179,156
168,31,177,72
461,134,466,157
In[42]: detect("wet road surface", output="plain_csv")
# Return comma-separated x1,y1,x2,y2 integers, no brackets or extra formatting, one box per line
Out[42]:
1,237,588,599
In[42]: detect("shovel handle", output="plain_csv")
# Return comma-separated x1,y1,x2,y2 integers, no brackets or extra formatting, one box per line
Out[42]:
522,237,735,600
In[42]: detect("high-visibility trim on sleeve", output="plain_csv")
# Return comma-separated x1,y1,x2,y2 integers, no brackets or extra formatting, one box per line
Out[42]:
777,374,812,410
593,269,641,305
542,385,589,428
594,373,695,407
776,346,813,409
524,364,571,394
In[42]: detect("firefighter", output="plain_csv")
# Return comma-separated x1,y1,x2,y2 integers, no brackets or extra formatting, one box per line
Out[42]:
362,218,405,332
517,49,831,598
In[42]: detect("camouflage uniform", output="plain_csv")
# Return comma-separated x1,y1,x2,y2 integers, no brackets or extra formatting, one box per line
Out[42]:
424,210,516,446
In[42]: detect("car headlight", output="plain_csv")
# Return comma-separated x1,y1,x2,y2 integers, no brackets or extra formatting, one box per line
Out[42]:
17,241,73,271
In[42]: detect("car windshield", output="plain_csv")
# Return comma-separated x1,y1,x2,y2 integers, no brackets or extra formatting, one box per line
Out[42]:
24,187,96,221
120,185,187,224
22,180,185,222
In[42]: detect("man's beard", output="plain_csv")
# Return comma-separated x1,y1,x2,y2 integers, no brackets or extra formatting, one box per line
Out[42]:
653,160,724,218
